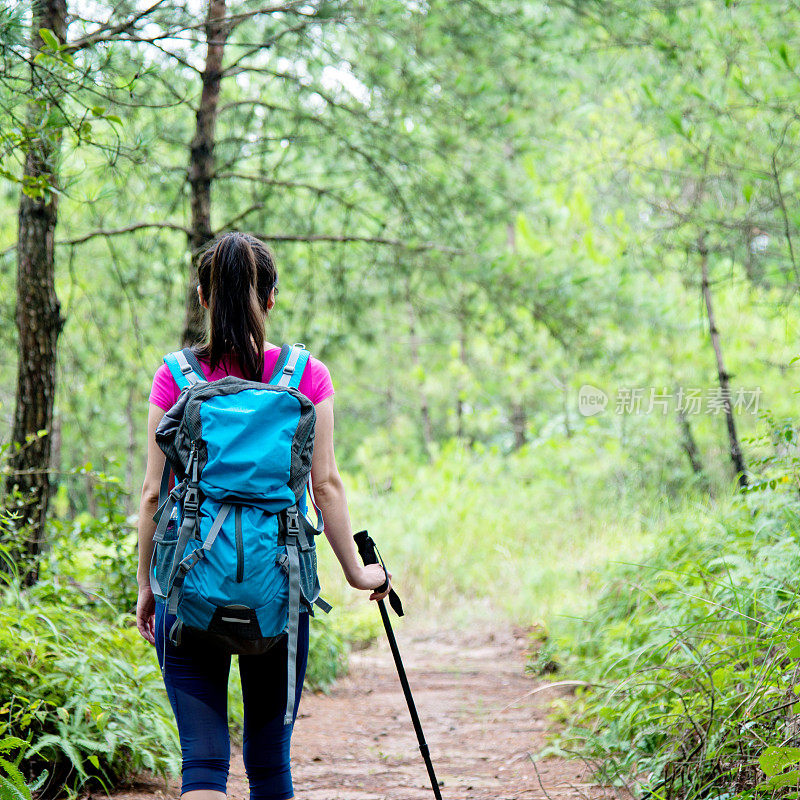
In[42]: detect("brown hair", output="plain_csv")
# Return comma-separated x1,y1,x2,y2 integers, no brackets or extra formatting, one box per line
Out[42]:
193,232,278,381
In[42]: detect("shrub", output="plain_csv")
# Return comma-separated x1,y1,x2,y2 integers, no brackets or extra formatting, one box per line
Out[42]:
0,595,178,798
307,618,349,691
553,488,800,799
44,466,138,615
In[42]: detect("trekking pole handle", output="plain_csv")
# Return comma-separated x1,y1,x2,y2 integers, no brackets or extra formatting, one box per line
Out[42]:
354,529,388,592
354,530,403,616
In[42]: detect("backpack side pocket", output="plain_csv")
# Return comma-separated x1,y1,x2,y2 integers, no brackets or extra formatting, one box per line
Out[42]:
297,512,322,609
298,544,320,607
151,515,179,600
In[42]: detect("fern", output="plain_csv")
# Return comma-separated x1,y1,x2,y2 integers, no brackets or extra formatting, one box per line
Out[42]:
0,602,180,794
0,737,32,800
555,488,800,798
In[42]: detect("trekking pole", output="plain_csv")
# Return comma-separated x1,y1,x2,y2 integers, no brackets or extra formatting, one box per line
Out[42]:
354,530,443,800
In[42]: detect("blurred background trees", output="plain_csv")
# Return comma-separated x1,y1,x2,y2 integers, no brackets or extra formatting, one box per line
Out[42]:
2,0,800,576
3,2,800,793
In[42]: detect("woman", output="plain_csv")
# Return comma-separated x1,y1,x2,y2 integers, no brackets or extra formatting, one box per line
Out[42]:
135,231,391,800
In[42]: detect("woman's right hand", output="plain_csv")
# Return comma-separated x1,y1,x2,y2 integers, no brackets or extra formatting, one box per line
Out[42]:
136,584,156,645
348,563,393,602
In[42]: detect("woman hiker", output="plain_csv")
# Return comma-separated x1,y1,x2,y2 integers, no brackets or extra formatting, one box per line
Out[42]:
135,231,391,800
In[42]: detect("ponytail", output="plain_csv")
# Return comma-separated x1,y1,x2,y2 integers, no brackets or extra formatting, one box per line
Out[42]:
194,231,277,381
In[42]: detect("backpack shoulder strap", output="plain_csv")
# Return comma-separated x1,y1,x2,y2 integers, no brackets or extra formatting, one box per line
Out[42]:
163,348,206,390
268,343,310,390
267,344,292,384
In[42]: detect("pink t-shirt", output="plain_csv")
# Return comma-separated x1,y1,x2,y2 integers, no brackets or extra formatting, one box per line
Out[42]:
148,346,334,411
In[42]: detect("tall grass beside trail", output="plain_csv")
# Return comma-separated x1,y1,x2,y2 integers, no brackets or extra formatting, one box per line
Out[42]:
550,487,800,799
320,429,695,627
0,584,180,799
2,486,184,797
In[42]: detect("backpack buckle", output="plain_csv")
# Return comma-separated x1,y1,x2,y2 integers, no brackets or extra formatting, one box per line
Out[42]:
178,548,204,574
276,553,289,575
286,507,300,535
169,480,187,501
183,486,199,514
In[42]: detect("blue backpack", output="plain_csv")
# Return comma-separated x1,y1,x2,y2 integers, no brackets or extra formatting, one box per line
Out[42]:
149,344,331,724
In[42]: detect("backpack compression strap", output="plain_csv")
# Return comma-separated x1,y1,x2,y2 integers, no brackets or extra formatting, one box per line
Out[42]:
163,348,207,390
268,344,310,390
283,507,303,725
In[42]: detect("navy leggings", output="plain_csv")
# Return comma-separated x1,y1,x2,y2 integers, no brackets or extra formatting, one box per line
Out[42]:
155,602,309,799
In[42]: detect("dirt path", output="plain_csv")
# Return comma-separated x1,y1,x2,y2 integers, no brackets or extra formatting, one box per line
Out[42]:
111,623,605,800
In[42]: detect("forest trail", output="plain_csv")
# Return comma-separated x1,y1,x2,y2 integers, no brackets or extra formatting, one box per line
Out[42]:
110,622,607,800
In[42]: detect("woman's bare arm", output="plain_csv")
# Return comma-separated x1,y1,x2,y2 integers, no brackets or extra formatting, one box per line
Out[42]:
135,403,167,644
310,396,390,599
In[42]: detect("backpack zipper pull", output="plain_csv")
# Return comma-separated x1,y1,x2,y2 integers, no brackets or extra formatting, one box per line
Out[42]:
189,441,199,485
183,442,200,513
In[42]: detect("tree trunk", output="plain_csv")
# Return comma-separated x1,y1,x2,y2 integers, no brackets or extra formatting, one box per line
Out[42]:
5,1,68,585
183,0,229,346
676,405,703,476
85,470,98,518
676,403,711,494
510,403,527,450
561,374,572,438
405,280,433,455
699,236,747,488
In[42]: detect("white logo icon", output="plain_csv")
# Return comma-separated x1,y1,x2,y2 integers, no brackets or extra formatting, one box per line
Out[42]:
578,384,608,417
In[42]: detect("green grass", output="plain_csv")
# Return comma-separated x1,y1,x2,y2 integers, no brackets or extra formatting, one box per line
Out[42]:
550,486,800,799
0,592,179,798
322,432,692,627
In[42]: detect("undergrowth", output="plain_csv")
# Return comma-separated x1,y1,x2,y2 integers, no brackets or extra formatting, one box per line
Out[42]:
341,428,694,625
0,592,179,798
552,484,800,799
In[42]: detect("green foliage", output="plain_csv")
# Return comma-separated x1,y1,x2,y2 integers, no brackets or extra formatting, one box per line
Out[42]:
307,618,350,692
553,481,800,799
0,736,47,800
2,0,798,497
0,737,32,800
329,604,383,652
43,466,138,613
326,430,704,626
0,589,178,796
743,411,800,495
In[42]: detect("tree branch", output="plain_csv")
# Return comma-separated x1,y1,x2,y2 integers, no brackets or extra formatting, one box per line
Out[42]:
222,15,342,73
216,98,412,217
247,231,464,253
68,0,170,52
58,221,190,246
224,1,314,29
213,174,385,223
